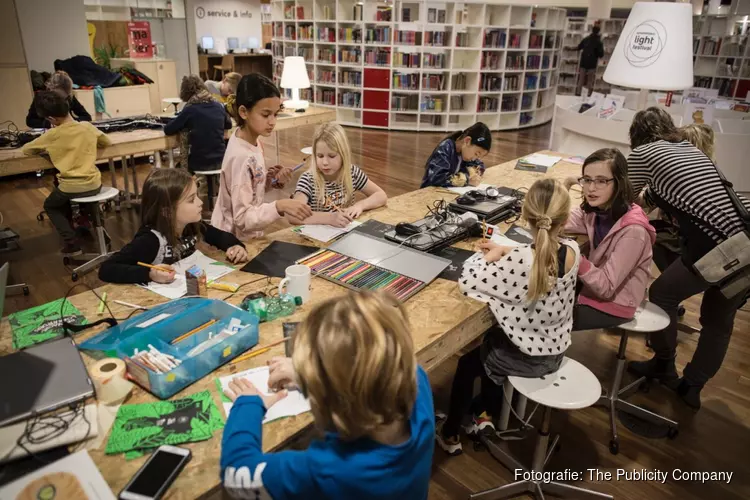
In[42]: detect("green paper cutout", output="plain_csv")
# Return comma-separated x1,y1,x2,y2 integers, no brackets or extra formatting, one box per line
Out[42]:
215,378,232,403
8,298,87,349
105,390,224,456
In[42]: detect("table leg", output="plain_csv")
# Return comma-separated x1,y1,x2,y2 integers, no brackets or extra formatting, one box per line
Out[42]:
168,148,175,168
121,157,131,208
130,156,140,201
154,150,163,169
108,159,120,212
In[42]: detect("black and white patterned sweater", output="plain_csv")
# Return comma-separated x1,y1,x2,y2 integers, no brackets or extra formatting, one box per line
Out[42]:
459,241,580,356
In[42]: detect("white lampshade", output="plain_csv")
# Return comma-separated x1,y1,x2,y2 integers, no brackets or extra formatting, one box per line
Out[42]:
603,2,693,91
280,56,311,89
280,56,311,110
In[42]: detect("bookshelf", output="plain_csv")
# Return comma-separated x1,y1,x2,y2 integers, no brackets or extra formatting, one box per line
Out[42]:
558,16,625,95
692,0,750,100
271,0,565,131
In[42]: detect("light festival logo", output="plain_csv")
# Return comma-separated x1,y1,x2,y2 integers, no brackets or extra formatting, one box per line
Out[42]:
623,20,667,68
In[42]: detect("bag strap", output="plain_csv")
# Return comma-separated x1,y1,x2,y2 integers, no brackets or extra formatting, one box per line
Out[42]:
711,164,750,232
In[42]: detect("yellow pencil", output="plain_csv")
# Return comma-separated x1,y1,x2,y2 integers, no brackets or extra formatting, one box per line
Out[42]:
230,337,290,365
171,319,217,345
137,261,174,272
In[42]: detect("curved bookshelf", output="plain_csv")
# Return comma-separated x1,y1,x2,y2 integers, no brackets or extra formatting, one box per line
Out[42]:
271,0,566,131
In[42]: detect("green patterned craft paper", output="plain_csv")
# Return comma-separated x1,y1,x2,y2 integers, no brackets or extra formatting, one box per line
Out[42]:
8,298,87,349
106,390,225,456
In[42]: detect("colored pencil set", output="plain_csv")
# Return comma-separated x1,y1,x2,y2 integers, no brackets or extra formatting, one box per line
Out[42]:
298,249,424,301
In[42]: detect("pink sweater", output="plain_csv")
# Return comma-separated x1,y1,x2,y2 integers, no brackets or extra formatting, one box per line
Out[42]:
565,204,656,318
211,130,280,241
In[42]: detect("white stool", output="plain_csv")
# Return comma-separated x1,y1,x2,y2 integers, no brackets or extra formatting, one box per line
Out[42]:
196,169,222,211
471,358,612,500
300,146,313,155
66,187,120,281
596,301,678,455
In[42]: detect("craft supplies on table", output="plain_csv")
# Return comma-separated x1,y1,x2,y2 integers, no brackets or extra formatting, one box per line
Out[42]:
105,390,223,458
90,358,133,404
0,450,115,499
140,250,235,299
293,220,362,243
79,298,259,399
7,298,87,349
217,367,310,423
297,231,451,302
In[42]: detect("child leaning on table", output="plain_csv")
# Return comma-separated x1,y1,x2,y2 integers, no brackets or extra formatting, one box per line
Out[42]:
220,292,435,500
210,73,312,240
436,179,579,455
98,168,247,285
420,122,492,188
287,122,387,228
22,90,110,257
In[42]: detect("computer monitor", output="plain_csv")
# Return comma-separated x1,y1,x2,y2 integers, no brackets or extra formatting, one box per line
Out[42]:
227,37,239,50
248,37,260,50
201,36,214,50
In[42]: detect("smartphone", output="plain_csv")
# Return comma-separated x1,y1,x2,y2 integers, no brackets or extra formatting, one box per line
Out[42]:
119,445,192,500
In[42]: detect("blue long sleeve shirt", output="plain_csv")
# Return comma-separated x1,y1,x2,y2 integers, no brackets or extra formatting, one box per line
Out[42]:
163,101,232,172
420,138,485,188
220,366,435,500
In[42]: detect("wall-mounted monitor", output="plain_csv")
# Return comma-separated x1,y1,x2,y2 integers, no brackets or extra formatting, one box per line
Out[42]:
201,36,214,50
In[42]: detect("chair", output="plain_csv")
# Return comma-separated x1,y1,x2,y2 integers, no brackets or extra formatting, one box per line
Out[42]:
65,187,120,281
596,301,678,455
196,169,223,212
199,55,210,81
471,358,612,500
213,55,234,80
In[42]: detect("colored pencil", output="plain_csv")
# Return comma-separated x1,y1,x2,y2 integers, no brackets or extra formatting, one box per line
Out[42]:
230,337,291,365
137,261,174,272
97,292,107,315
171,319,217,345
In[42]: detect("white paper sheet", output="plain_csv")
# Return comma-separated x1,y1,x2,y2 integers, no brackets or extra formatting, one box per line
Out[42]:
519,153,562,168
297,220,362,243
219,366,311,424
490,233,524,247
139,250,235,299
0,450,115,499
446,183,492,195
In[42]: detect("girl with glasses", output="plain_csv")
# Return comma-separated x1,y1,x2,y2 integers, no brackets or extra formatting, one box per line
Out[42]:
563,148,656,331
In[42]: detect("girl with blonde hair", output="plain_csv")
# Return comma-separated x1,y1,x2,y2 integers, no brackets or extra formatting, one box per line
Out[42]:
220,291,434,499
289,123,387,227
680,123,715,162
436,178,580,455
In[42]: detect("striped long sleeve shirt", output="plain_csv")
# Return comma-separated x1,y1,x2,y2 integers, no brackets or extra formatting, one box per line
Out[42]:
627,140,749,245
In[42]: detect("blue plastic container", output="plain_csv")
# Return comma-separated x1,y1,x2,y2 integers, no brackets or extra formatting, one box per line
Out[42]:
79,298,259,399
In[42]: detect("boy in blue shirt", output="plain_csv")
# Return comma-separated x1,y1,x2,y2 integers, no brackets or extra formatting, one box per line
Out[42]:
220,292,434,500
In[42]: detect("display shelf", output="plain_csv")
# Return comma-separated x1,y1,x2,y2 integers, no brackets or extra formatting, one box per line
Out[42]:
557,16,625,95
690,3,750,100
272,0,565,131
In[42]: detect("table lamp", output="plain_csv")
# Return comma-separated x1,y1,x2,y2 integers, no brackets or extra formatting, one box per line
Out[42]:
603,1,694,110
281,56,311,110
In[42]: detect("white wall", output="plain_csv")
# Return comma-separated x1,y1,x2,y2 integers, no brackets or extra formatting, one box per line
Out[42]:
193,0,262,50
481,0,636,7
16,0,90,71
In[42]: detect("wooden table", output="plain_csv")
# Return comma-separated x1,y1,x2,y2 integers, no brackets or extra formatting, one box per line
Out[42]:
0,152,581,499
0,106,336,179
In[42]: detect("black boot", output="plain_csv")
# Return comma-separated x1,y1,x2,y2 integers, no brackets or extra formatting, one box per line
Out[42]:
627,356,678,386
675,378,703,411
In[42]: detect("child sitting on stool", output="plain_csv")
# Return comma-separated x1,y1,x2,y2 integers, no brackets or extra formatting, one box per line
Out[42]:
22,91,110,256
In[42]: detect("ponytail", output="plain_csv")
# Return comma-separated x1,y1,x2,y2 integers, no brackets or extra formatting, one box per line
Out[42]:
522,179,571,302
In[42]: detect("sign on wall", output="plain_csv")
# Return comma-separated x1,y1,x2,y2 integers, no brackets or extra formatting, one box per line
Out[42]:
128,21,153,58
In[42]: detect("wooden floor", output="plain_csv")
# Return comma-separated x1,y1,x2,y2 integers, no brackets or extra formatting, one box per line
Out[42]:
2,123,749,499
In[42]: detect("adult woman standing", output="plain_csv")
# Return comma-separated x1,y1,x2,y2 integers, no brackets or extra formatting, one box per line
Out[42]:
626,107,749,410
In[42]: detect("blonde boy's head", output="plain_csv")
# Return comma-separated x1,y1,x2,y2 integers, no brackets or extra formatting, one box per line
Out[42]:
292,291,417,440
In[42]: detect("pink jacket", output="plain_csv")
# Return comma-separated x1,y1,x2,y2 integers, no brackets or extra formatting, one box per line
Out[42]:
211,130,280,241
565,204,656,318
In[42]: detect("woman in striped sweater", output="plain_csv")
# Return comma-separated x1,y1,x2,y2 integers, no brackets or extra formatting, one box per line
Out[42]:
625,107,750,410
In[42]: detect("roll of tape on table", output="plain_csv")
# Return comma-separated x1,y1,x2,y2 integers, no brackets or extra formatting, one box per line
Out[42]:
91,358,133,404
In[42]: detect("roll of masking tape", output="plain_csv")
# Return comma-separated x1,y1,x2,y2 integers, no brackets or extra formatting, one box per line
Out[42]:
91,358,133,404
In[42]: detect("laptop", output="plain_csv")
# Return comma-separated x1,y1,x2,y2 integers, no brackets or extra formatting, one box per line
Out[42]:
0,336,94,427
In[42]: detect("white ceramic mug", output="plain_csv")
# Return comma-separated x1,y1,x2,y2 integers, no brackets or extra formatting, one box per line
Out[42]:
278,264,311,303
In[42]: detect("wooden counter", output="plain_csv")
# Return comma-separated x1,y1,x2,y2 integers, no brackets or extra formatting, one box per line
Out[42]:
0,152,581,498
0,106,336,178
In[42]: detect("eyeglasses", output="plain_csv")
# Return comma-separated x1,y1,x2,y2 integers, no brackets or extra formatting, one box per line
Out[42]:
578,177,614,188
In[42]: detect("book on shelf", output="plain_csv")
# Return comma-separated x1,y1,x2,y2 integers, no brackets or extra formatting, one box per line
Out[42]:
425,31,447,47
317,27,335,42
526,55,541,69
376,6,391,21
484,30,506,48
524,74,538,90
393,72,419,90
366,27,391,44
284,5,293,19
480,74,502,92
520,112,533,125
365,48,391,66
503,75,519,91
396,31,422,46
402,7,411,22
354,4,363,21
452,73,467,91
339,27,362,43
339,47,362,64
427,8,447,24
509,33,523,49
340,70,362,87
455,32,469,47
391,94,419,111
423,53,446,69
529,34,543,49
421,95,445,112
501,95,518,111
450,95,465,110
422,73,446,91
478,96,499,112
481,52,502,70
506,54,524,70
296,6,304,19
394,52,421,68
339,91,362,108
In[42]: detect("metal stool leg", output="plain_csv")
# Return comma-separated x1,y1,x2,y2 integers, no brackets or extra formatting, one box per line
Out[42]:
71,203,114,281
121,157,131,208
